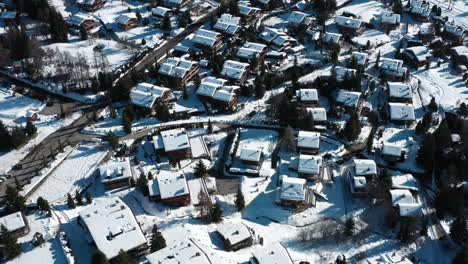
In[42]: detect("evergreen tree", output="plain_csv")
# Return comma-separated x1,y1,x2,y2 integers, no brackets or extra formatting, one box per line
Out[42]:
106,131,119,150
435,119,452,151
283,125,296,152
344,218,355,236
150,225,166,252
193,160,207,179
453,244,468,264
91,250,109,264
85,191,92,204
37,196,51,216
25,120,37,136
10,127,26,148
450,214,467,244
155,103,170,122
67,193,75,209
182,85,188,100
114,250,134,264
0,120,12,151
210,204,223,223
122,114,132,134
343,112,361,141
235,188,245,211
417,133,435,171
161,14,171,31
207,119,213,133
0,224,21,260
79,25,88,40
147,171,154,180
136,172,149,196
428,97,438,112
141,38,146,46
291,56,299,91
49,8,68,42
5,185,26,213
392,0,403,14
228,0,240,16
75,191,83,206
254,75,265,99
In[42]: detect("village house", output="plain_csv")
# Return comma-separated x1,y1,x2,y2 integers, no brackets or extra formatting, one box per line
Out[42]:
0,11,17,23
153,128,192,160
296,89,319,107
216,222,253,251
116,13,139,31
380,11,400,30
307,107,328,124
335,89,361,110
350,176,368,198
451,46,468,67
387,82,412,103
335,66,357,82
151,6,171,18
389,102,416,124
279,176,309,207
98,157,133,190
192,29,223,50
238,3,261,22
253,0,272,10
146,239,212,264
68,13,97,31
407,0,431,21
236,42,267,68
260,27,298,51
354,159,377,178
349,159,377,197
443,22,465,45
418,24,434,43
381,142,403,162
129,83,174,112
380,58,408,81
351,51,369,69
165,0,189,8
391,174,418,192
147,171,190,206
335,16,365,36
78,198,148,261
297,131,320,155
389,189,422,219
221,60,250,84
297,154,322,180
0,212,29,239
214,14,241,36
322,32,342,46
158,57,199,85
402,46,431,68
196,77,238,109
288,11,314,29
250,243,294,264
239,147,264,167
77,0,106,12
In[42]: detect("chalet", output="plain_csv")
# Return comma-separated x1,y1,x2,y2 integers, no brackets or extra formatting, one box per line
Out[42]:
129,83,174,111
297,131,320,155
196,77,238,108
350,176,368,198
217,222,253,251
389,189,421,218
238,3,261,22
352,51,369,68
387,82,412,103
296,89,319,106
221,60,250,84
99,158,133,190
402,46,431,68
335,90,361,110
239,147,263,166
322,32,342,46
279,176,310,207
389,103,416,124
335,16,365,36
165,0,188,8
307,107,327,124
148,171,190,206
78,198,147,261
154,128,192,160
407,0,431,21
354,159,377,178
380,58,408,81
68,13,97,31
146,239,211,264
260,27,297,51
151,7,171,18
297,154,322,180
0,212,29,239
250,243,293,264
158,57,199,85
335,66,357,82
381,142,403,162
26,110,39,122
0,11,17,23
77,0,106,12
236,42,267,68
288,11,314,28
214,14,241,36
391,174,418,192
116,13,138,31
192,29,223,50
418,24,434,43
380,11,400,30
443,22,465,45
451,46,468,67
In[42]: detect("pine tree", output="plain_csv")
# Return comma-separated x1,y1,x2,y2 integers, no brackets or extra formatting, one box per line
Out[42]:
67,193,75,209
235,188,245,211
416,133,435,171
5,185,26,213
0,224,21,260
207,119,213,133
25,120,37,136
79,25,88,40
37,196,51,215
85,191,92,204
392,0,403,14
75,191,83,206
155,103,170,122
141,38,146,46
10,127,26,148
453,244,468,264
193,160,207,179
254,75,265,99
182,85,188,100
428,97,438,112
228,0,240,16
161,14,171,31
0,120,12,151
150,225,166,252
147,171,154,180
343,112,361,141
435,119,452,152
344,218,355,236
375,51,380,68
114,250,134,264
210,204,223,223
450,214,467,244
283,125,296,152
136,172,149,196
122,114,132,134
291,56,299,91
91,250,109,264
106,131,119,150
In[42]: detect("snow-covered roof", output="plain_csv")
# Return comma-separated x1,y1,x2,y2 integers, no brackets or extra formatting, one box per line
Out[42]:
335,66,356,81
296,89,318,102
288,11,313,26
260,28,296,47
307,107,327,121
380,11,400,25
236,42,267,60
404,46,430,62
419,24,434,35
250,243,293,264
0,11,17,20
354,159,377,176
298,154,322,175
335,16,364,29
297,131,320,150
391,174,418,192
149,170,189,199
116,13,137,25
192,29,221,47
78,198,147,260
380,58,407,77
221,60,250,80
444,22,465,37
336,90,361,107
399,203,422,217
240,147,263,162
280,176,306,202
0,212,26,232
158,57,197,78
214,14,241,35
352,52,368,66
389,103,416,121
353,176,367,188
130,83,171,109
238,4,260,16
151,6,171,17
409,1,430,17
68,13,94,27
160,128,190,152
389,189,414,206
322,32,342,43
99,158,133,183
452,45,468,57
217,222,252,246
213,89,235,102
388,82,412,99
382,142,402,157
197,77,237,103
146,239,211,264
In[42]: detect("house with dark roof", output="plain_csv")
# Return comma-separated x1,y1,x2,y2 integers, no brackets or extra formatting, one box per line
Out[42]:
158,57,199,85
196,77,238,109
296,89,319,107
380,11,400,30
116,13,138,31
335,16,365,36
77,0,106,12
443,22,465,45
402,46,431,68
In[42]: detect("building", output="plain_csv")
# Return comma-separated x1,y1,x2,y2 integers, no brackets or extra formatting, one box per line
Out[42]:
216,222,253,251
236,42,267,68
151,6,171,18
297,154,322,180
380,11,400,29
407,0,431,21
288,11,314,28
250,243,293,264
192,29,223,50
391,174,418,192
158,57,199,85
387,82,412,103
0,11,17,23
380,58,408,81
381,142,403,162
238,3,261,22
196,77,238,108
335,16,365,35
116,13,138,31
402,46,431,68
389,103,416,124
418,24,434,43
77,0,106,12
279,176,310,207
336,90,361,110
354,159,377,177
296,89,319,106
146,239,212,264
68,13,97,31
389,189,422,218
322,32,342,46
129,83,174,111
443,22,465,45
221,60,250,83
239,147,263,166
352,52,369,69
0,212,29,239
349,159,377,197
297,131,320,155
99,158,133,190
147,171,190,206
451,46,468,67
165,0,189,8
78,198,148,260
259,27,297,51
350,176,368,197
335,66,357,82
307,107,327,124
154,128,192,160
214,14,241,35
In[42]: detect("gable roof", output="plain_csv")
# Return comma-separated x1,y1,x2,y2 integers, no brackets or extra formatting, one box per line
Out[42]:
221,60,250,80
160,128,191,152
146,239,211,264
236,42,267,60
251,243,293,264
335,16,364,29
99,158,133,183
151,171,189,199
389,103,416,121
0,212,26,232
214,14,241,35
240,147,263,162
281,176,306,202
296,89,318,102
388,82,412,99
336,90,361,107
129,83,171,109
382,142,402,157
216,222,252,245
298,154,322,175
307,107,327,121
354,159,377,176
297,131,320,149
